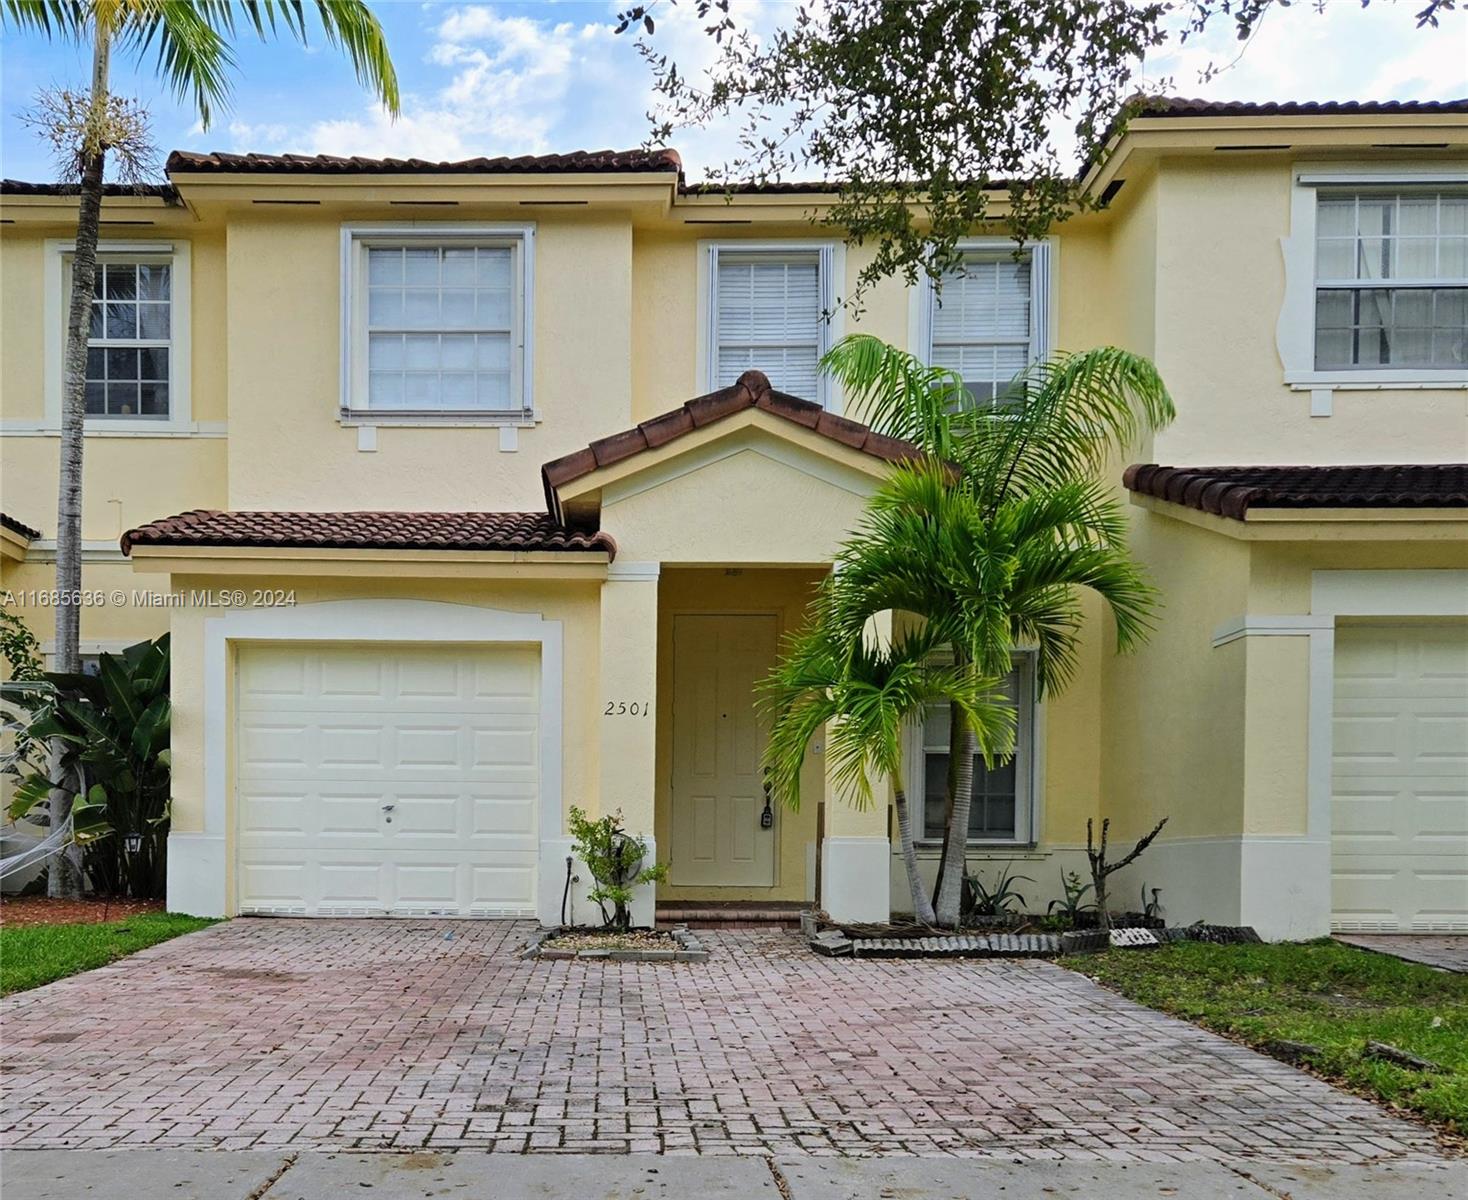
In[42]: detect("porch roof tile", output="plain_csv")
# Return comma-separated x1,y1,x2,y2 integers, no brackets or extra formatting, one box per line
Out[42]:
1124,463,1468,521
541,370,926,509
120,509,616,557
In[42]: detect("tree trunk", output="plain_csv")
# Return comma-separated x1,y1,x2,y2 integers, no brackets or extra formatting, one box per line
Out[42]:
933,717,975,927
892,784,936,926
48,23,111,900
930,699,961,908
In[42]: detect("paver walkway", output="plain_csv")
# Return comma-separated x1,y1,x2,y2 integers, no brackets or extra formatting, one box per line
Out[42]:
0,920,1452,1162
1335,934,1468,972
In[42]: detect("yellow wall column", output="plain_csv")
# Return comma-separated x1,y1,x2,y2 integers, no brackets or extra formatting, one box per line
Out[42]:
820,609,893,922
589,561,661,925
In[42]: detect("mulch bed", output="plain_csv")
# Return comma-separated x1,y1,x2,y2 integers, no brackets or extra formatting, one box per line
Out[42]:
0,897,164,927
544,929,675,952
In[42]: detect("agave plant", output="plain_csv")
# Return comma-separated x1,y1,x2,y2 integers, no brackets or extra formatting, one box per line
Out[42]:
7,635,172,898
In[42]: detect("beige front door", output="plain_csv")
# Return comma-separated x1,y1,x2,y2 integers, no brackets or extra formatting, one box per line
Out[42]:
669,613,780,887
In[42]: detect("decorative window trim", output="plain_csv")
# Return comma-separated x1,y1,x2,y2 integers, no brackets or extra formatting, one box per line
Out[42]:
339,223,536,425
696,240,844,411
43,239,193,433
906,650,1040,848
1277,165,1468,392
909,238,1055,378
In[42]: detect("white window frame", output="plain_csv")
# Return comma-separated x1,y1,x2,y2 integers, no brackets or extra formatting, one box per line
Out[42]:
42,239,193,434
697,240,843,410
906,650,1039,848
339,223,536,424
1277,166,1468,391
911,238,1054,384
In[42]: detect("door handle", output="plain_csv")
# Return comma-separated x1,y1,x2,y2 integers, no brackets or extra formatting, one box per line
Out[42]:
760,776,774,829
381,804,395,812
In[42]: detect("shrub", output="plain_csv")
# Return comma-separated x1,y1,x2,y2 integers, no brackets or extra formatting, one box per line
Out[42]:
567,806,666,932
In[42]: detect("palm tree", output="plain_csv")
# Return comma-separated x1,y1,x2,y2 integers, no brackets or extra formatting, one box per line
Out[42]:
817,335,1175,927
3,0,398,895
761,610,1014,926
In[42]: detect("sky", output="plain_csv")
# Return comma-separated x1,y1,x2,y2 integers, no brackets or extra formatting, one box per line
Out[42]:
0,0,1464,183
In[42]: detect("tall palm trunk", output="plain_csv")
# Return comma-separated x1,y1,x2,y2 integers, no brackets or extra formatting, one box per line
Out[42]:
48,22,110,899
892,784,936,926
930,699,961,907
933,717,975,927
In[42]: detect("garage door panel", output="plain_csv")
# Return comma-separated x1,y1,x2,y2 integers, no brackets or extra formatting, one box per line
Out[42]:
471,795,538,839
1332,624,1468,933
394,863,459,905
236,644,540,917
470,865,537,909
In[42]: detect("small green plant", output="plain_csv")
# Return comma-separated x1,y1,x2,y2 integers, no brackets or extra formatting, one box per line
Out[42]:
0,608,44,682
961,862,1033,920
1047,869,1097,925
566,806,667,933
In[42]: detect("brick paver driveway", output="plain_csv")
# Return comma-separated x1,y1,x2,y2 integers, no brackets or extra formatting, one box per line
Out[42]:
1336,934,1468,973
0,920,1449,1162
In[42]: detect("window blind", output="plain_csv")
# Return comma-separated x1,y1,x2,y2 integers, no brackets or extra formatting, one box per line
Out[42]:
713,253,824,400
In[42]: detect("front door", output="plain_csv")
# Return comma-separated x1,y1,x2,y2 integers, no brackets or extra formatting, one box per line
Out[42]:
669,613,780,887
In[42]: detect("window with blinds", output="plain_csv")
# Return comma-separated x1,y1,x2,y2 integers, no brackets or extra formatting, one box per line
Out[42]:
927,246,1047,404
1314,191,1467,370
710,248,830,403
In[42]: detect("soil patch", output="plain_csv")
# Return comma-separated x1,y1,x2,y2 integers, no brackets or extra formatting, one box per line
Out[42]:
0,897,164,927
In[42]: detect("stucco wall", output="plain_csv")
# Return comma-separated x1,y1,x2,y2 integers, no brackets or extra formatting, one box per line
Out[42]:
222,211,634,513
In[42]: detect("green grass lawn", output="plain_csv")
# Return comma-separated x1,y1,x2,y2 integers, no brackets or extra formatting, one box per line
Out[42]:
1067,939,1468,1135
0,913,218,996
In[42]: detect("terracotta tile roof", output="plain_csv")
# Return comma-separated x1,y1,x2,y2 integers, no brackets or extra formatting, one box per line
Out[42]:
0,180,181,200
165,148,682,177
1133,96,1468,119
1,513,42,541
120,510,615,557
541,370,925,516
1124,463,1468,521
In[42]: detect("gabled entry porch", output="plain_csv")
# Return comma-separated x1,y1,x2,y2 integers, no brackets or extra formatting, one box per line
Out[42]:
542,369,911,923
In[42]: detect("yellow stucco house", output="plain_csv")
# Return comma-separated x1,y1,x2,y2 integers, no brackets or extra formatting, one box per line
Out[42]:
2,98,1465,939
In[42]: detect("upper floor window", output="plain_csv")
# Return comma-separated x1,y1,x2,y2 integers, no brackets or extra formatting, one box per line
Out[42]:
341,226,533,420
84,259,172,418
912,656,1035,845
43,240,192,433
1315,191,1468,371
921,242,1052,404
706,244,835,405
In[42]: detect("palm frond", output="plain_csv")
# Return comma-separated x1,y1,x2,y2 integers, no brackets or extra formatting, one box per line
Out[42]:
821,334,970,460
964,347,1174,510
1,0,85,37
121,0,236,128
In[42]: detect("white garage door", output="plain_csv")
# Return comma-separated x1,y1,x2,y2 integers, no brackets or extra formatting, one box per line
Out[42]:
236,643,540,917
1332,623,1468,932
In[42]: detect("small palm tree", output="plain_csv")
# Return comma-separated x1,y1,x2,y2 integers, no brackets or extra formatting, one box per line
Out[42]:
816,335,1175,927
761,613,1013,926
3,0,398,895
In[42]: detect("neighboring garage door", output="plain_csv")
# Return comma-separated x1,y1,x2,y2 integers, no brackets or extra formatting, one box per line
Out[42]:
236,643,540,917
1332,623,1468,932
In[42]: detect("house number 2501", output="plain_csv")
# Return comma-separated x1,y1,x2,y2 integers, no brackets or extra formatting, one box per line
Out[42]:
604,700,651,717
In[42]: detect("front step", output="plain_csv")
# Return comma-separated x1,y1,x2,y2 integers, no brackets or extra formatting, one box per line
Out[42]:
656,901,806,929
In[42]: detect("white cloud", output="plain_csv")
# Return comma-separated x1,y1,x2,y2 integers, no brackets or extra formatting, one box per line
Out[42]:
213,0,1467,175
227,5,597,160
